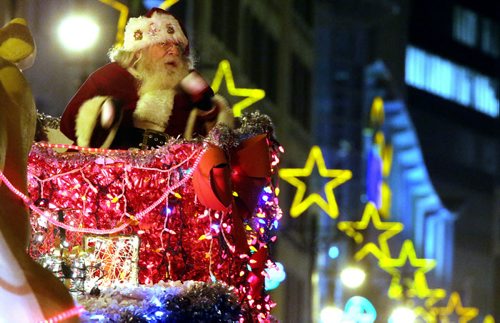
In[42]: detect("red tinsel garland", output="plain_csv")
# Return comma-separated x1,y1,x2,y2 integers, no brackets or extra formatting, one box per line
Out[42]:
26,136,281,321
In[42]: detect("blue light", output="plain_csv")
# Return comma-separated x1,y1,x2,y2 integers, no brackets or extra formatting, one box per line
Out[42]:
89,315,105,320
151,296,162,307
143,0,164,10
265,262,286,291
261,194,269,202
344,296,377,323
366,149,382,208
162,207,172,216
405,45,499,117
328,246,340,259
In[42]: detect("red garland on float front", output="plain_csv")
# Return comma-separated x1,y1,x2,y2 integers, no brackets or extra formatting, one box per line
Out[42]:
27,116,282,321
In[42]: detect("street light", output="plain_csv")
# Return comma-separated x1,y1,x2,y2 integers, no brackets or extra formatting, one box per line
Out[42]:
340,266,366,289
389,306,416,323
319,306,343,323
57,15,99,52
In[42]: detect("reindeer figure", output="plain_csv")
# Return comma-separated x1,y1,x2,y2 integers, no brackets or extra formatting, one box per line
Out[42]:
0,18,77,321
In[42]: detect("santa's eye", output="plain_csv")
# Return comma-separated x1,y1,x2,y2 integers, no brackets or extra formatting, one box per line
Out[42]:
167,25,175,34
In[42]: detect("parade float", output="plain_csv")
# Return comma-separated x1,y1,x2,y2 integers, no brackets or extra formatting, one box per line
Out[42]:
25,112,283,322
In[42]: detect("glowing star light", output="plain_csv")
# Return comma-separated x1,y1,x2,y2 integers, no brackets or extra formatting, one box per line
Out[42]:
98,0,129,47
388,271,446,305
413,305,438,323
380,240,436,275
405,271,446,307
159,0,180,9
431,292,479,323
211,60,266,117
337,202,403,261
380,240,438,301
279,146,352,219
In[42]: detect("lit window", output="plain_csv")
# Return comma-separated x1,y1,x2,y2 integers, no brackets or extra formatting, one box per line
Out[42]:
481,18,500,58
452,6,478,47
405,46,499,118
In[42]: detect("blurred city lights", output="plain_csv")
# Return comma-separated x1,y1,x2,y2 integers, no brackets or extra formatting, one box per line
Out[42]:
57,15,99,52
344,296,377,323
264,262,286,291
143,0,163,10
319,306,344,323
389,306,416,323
340,266,366,289
328,245,340,259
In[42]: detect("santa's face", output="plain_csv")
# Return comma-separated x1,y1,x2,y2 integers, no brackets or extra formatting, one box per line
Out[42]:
135,41,190,93
147,41,185,69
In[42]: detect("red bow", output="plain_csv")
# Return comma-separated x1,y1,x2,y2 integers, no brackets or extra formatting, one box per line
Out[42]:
193,134,271,254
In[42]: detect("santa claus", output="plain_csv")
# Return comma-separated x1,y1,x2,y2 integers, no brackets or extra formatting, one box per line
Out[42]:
60,8,233,149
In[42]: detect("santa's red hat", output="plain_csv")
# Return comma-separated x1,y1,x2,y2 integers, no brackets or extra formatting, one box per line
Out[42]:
122,8,189,55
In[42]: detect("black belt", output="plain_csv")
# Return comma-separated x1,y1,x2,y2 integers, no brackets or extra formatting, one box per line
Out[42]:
115,127,169,149
139,128,169,149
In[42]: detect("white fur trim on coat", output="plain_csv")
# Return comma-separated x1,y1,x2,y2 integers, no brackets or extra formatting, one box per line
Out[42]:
133,89,175,132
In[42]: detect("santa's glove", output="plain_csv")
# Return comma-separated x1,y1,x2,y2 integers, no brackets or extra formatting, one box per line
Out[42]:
100,98,116,129
178,70,214,111
75,96,121,148
184,94,234,139
212,94,234,128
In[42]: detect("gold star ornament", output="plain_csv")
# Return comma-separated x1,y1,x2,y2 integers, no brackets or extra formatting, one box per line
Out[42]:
98,0,129,47
279,146,352,219
380,240,436,275
431,292,479,323
211,60,266,117
337,202,403,261
160,0,180,9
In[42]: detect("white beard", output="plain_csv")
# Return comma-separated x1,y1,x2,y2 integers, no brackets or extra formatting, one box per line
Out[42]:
131,55,189,132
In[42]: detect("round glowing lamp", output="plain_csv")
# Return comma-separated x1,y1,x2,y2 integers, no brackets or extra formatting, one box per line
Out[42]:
319,306,343,323
340,266,366,289
328,245,340,259
389,306,416,323
58,15,99,52
264,262,286,291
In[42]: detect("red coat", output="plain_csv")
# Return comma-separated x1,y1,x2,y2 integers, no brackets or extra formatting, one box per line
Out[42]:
60,63,215,149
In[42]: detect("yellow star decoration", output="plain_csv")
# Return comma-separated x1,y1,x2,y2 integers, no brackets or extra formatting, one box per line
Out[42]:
413,305,437,323
368,96,394,219
160,0,180,9
98,0,129,47
380,240,436,275
410,272,447,307
279,146,352,219
380,240,439,304
431,292,479,323
211,60,266,117
369,96,385,127
388,271,446,307
337,202,403,261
